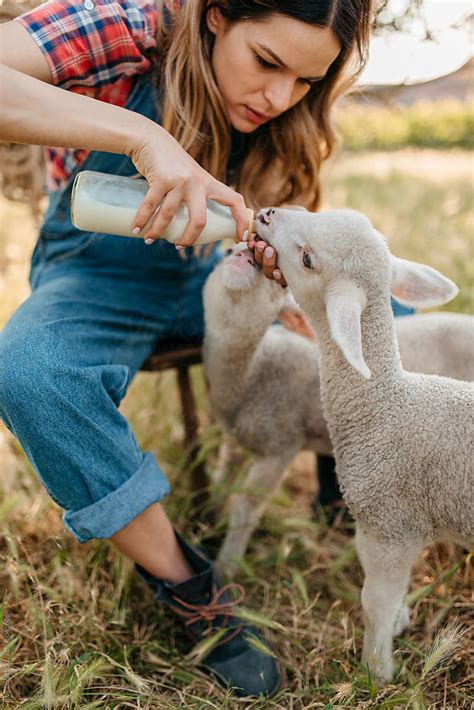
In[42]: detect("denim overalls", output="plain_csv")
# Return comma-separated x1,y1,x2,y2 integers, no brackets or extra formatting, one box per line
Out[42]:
0,71,413,544
0,72,223,542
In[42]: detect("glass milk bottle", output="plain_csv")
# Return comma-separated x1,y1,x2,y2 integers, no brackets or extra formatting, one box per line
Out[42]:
70,170,254,244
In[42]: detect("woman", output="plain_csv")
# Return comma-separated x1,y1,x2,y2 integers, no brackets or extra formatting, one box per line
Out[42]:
0,0,372,697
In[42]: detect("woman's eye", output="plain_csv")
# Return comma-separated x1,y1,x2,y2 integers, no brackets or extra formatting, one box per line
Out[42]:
255,54,276,70
302,251,314,269
255,54,322,88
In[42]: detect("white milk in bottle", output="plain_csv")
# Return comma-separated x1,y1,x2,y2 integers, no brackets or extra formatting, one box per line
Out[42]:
71,170,253,244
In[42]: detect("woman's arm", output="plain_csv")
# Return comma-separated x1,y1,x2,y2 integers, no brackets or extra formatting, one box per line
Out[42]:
0,21,151,156
0,22,249,244
0,62,158,157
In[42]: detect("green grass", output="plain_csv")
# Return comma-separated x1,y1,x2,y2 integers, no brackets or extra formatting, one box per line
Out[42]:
336,99,474,151
1,149,473,707
321,151,474,314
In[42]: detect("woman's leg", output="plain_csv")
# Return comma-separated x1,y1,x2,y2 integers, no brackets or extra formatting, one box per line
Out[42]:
0,268,178,544
0,253,281,697
111,501,193,583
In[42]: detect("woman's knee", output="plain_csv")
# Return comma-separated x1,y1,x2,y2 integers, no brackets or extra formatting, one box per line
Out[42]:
0,328,55,422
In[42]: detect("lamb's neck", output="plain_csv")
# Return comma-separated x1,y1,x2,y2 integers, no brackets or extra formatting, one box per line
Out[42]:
309,292,404,421
205,312,273,419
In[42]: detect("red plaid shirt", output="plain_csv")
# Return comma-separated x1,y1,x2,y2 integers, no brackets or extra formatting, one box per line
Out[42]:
15,0,183,191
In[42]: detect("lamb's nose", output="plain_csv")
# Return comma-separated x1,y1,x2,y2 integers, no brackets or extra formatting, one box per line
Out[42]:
257,208,275,224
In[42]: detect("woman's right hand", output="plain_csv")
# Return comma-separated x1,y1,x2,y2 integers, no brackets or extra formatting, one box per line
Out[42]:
128,124,249,246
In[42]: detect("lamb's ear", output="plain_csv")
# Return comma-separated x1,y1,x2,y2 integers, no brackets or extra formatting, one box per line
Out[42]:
391,255,458,308
325,280,370,379
278,290,300,312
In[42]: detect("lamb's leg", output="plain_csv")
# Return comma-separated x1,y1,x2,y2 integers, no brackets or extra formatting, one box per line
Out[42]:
217,452,296,576
212,435,239,487
355,528,421,683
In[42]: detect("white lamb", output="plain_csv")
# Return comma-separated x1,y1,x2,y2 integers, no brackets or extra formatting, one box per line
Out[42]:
253,206,473,682
203,244,473,577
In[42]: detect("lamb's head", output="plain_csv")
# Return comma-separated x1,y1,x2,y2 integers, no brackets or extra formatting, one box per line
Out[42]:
256,207,459,379
203,242,287,334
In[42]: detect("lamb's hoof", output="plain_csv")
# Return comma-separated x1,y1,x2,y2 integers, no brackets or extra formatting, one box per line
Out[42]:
363,657,394,686
394,604,410,636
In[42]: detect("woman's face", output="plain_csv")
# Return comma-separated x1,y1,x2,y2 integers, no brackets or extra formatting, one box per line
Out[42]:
206,9,342,132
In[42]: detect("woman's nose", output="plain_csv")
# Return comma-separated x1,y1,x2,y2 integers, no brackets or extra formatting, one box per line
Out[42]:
263,79,294,114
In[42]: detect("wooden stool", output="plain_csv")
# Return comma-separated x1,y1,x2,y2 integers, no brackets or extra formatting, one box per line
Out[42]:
140,337,210,504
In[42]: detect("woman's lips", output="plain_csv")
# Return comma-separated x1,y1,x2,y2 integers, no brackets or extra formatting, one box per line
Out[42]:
244,105,271,125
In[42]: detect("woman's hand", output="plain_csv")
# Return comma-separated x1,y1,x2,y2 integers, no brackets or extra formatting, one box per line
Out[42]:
247,235,287,287
128,124,249,246
248,204,308,287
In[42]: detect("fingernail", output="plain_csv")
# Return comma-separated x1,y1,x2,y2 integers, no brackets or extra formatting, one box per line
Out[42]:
242,229,249,242
132,227,141,235
144,238,154,245
264,247,273,258
256,243,265,252
176,245,185,250
273,269,281,279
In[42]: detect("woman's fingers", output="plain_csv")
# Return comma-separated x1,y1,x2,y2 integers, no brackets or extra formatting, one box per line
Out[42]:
251,239,287,287
253,240,275,277
175,189,208,247
143,187,182,241
131,178,247,247
132,186,165,235
207,183,249,241
262,245,276,279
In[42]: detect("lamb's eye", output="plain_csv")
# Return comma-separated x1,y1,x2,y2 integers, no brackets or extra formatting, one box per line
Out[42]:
302,251,314,269
225,248,233,256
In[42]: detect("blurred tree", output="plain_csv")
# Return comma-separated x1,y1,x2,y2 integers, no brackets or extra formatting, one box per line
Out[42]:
373,0,472,41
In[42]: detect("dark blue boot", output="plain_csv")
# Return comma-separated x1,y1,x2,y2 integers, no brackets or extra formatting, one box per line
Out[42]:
135,532,282,698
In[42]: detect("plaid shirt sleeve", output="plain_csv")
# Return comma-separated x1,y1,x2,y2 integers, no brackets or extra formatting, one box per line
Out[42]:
14,0,160,98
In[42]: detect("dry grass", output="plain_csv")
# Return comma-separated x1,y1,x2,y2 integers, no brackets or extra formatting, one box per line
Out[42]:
1,149,473,708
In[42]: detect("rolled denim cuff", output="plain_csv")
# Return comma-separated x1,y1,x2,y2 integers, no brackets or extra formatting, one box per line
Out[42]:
63,452,170,542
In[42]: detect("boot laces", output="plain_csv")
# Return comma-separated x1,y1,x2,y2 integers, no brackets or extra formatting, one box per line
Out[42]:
172,582,246,642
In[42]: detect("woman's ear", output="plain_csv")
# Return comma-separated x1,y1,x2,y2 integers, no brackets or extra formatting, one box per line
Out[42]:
206,4,225,35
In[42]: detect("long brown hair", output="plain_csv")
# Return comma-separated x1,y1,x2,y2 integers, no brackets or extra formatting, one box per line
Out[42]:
151,0,373,211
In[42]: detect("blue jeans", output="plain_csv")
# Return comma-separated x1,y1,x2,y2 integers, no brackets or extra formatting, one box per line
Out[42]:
0,232,221,542
0,71,228,543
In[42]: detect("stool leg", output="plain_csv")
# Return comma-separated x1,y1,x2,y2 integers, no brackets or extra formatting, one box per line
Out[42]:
176,365,209,504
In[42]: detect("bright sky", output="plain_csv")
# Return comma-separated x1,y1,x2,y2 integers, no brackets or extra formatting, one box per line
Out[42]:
359,0,473,85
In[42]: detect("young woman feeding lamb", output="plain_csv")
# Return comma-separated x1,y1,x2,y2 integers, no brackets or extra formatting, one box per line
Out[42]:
0,0,377,696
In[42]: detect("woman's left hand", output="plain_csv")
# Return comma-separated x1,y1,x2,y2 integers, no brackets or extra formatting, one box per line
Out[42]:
247,235,287,287
248,204,308,287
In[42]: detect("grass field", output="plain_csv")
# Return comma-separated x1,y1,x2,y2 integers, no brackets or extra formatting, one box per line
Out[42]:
1,149,473,708
335,99,473,152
